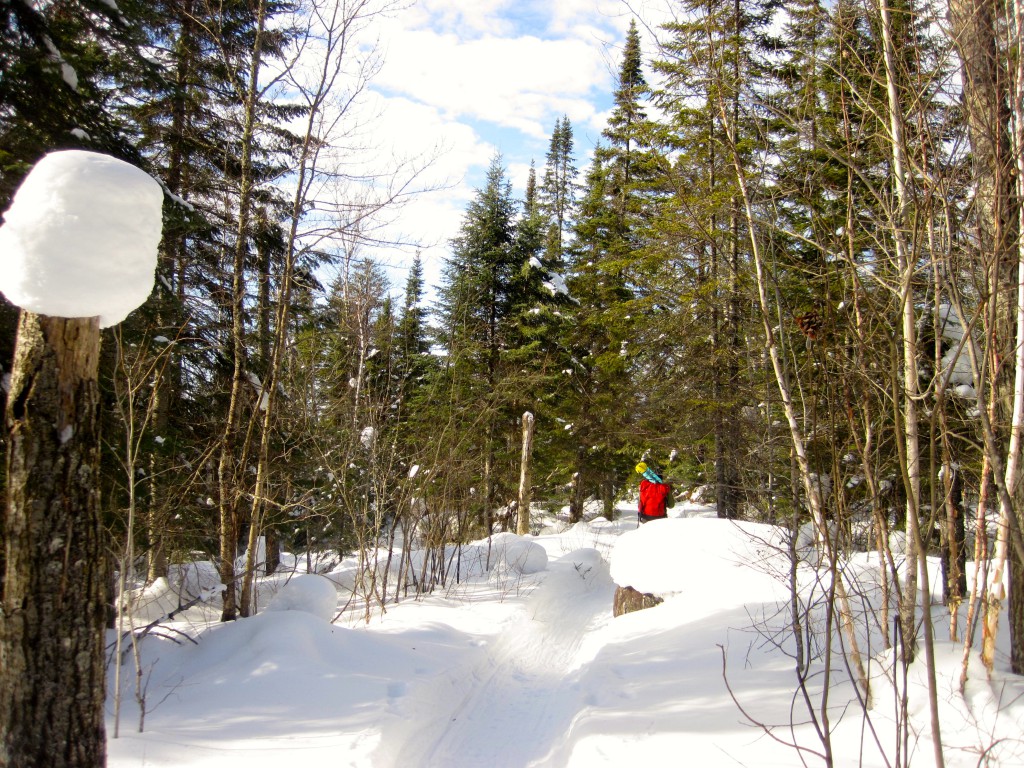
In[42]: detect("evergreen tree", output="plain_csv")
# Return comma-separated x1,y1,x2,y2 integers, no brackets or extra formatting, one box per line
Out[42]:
564,150,634,520
0,0,152,201
510,161,577,511
395,252,432,397
436,154,520,527
648,0,780,518
435,153,575,528
562,21,661,518
539,115,578,264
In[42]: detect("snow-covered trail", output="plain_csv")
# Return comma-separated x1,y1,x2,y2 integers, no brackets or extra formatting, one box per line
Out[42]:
376,548,615,768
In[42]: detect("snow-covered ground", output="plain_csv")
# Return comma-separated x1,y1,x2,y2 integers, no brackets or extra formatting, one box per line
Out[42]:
106,502,1024,767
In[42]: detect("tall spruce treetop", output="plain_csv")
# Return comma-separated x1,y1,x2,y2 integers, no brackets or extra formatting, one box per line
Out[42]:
601,19,658,234
517,162,548,292
395,251,431,395
511,162,572,367
606,20,648,157
539,115,578,264
438,154,519,364
398,252,429,358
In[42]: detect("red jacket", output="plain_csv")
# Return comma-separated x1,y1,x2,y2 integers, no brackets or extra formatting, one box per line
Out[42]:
639,479,672,520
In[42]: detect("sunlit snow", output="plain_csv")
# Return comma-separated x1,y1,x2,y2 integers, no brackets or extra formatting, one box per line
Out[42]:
107,502,1024,768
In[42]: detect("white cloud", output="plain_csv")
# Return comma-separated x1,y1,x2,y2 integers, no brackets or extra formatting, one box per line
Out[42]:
330,0,675,295
397,0,518,36
375,29,613,140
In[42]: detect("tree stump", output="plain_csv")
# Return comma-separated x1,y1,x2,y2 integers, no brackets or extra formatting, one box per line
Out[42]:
613,585,664,617
1,313,106,767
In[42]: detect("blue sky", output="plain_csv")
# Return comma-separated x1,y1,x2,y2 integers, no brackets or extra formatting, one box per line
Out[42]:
359,0,670,297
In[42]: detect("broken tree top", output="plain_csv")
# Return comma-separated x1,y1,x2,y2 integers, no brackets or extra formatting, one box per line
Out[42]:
0,150,163,328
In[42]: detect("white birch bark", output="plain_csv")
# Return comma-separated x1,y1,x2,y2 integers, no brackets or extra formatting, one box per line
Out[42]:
719,106,870,701
877,2,943,762
516,412,536,536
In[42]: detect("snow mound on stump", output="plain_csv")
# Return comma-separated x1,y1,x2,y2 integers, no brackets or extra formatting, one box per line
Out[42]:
121,577,180,622
170,560,221,600
491,532,548,575
562,547,603,572
0,150,163,327
610,517,786,596
265,575,338,622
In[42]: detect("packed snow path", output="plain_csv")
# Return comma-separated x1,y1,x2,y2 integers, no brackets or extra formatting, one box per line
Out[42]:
106,509,1024,767
378,548,614,768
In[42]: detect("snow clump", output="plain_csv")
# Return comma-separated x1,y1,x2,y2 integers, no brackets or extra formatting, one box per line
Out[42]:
490,532,548,575
0,150,163,327
611,517,787,596
264,575,339,622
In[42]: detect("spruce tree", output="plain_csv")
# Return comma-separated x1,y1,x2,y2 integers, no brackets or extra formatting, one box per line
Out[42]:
564,150,632,520
561,22,663,518
648,0,781,518
436,154,520,528
539,115,578,264
395,252,432,398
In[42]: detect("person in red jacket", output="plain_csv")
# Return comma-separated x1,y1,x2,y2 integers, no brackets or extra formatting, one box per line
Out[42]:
637,463,673,524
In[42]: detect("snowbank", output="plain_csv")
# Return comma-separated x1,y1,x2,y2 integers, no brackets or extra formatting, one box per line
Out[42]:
610,517,785,595
120,577,180,622
488,532,548,575
0,150,163,327
170,560,221,600
105,507,1024,768
264,574,339,622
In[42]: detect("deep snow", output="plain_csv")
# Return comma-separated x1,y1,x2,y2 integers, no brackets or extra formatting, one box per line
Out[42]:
107,502,1024,767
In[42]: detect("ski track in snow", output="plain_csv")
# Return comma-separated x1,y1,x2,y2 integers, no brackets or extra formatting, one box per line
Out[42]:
385,551,615,768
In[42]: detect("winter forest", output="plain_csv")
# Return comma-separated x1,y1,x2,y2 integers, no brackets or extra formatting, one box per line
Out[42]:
3,0,1024,766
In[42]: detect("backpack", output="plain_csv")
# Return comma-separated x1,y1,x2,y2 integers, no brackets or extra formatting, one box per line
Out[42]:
664,484,676,509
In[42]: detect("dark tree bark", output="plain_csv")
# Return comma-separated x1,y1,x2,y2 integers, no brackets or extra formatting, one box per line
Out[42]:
0,312,106,767
613,585,663,617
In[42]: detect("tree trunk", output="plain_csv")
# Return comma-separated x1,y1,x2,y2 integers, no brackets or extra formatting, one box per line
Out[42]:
613,585,663,617
568,449,585,524
948,0,1024,674
0,313,106,767
941,454,967,611
877,4,945,762
516,412,536,536
1005,0,1024,677
601,476,615,520
217,0,270,622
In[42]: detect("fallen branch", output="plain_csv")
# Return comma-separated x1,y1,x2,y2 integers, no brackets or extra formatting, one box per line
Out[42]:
107,589,213,659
